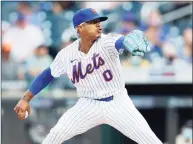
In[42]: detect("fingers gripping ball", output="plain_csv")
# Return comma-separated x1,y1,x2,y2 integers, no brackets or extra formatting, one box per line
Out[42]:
25,111,29,118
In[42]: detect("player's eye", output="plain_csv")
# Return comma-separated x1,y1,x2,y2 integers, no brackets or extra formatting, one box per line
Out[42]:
87,19,100,24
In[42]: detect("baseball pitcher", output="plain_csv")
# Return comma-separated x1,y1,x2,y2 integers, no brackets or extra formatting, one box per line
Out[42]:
14,8,163,144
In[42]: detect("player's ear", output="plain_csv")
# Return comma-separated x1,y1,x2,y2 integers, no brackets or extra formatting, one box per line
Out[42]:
78,25,84,33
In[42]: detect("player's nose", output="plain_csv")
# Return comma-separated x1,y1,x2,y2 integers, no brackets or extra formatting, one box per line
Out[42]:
96,23,102,30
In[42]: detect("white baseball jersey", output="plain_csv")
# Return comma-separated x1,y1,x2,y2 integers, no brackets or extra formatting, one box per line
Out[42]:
50,33,125,99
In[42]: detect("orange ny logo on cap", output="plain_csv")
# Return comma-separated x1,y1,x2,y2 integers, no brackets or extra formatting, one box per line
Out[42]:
91,9,97,14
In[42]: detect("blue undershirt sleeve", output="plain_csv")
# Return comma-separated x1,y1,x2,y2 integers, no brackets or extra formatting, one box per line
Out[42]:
29,67,54,96
115,36,125,52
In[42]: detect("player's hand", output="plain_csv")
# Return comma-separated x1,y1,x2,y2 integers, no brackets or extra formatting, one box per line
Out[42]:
14,99,30,120
123,30,151,56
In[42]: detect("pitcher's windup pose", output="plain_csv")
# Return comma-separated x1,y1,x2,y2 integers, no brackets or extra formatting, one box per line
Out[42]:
14,8,163,144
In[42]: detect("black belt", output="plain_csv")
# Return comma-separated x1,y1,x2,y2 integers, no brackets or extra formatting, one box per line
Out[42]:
94,96,113,102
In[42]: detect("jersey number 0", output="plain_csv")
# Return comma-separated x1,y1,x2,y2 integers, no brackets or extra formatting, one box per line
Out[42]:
103,70,113,81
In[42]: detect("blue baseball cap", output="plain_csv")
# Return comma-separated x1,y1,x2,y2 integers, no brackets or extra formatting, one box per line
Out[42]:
73,8,108,28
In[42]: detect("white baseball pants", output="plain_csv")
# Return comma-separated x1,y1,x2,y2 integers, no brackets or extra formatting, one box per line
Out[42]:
42,90,163,144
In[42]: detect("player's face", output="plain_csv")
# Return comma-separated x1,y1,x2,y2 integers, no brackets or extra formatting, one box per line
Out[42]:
81,19,102,39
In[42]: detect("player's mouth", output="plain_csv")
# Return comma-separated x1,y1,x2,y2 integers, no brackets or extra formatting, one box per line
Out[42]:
98,28,102,33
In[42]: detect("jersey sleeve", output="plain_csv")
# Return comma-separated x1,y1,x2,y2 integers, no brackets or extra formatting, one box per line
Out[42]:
102,33,124,57
49,50,67,78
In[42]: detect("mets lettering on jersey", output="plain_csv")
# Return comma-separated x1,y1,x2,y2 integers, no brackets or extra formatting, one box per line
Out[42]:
50,33,125,99
71,53,105,84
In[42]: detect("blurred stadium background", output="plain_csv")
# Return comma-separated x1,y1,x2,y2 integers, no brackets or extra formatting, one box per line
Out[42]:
1,1,192,144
